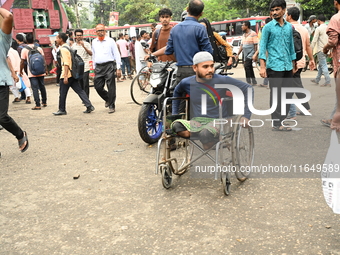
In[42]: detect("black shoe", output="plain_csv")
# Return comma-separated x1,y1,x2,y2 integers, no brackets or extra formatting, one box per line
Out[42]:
108,107,115,114
105,101,109,108
83,105,95,113
53,110,67,115
0,125,3,130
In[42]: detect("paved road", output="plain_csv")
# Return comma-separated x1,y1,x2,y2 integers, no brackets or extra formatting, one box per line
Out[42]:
1,66,339,254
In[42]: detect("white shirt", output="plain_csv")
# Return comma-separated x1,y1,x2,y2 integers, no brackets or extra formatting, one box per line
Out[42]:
311,23,329,53
92,36,121,69
71,41,92,72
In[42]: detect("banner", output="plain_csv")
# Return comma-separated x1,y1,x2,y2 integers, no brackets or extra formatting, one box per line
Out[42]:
109,11,119,27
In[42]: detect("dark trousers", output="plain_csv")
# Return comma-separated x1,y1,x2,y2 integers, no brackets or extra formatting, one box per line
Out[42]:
267,69,294,127
121,57,131,76
175,66,196,85
0,86,23,140
78,71,90,98
30,76,47,107
244,58,257,84
293,68,310,110
94,62,116,108
59,77,91,112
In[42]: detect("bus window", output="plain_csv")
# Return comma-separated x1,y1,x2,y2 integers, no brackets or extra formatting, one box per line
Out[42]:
235,22,242,36
220,23,226,32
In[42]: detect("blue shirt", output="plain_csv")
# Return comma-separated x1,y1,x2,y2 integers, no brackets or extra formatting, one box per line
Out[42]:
165,17,213,66
172,74,253,119
92,36,122,68
259,19,296,71
0,30,12,86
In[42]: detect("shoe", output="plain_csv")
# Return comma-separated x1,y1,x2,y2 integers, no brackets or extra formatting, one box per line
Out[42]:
311,79,319,85
272,126,292,131
0,125,3,130
26,97,31,104
105,101,109,108
53,110,67,115
128,75,133,80
320,83,331,87
108,107,115,114
320,119,331,127
31,106,41,110
122,76,126,80
12,98,21,103
42,103,47,107
83,105,95,113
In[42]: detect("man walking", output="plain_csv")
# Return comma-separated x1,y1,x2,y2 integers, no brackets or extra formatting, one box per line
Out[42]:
323,0,340,131
53,33,95,115
92,24,122,114
20,33,47,110
311,14,331,87
0,7,29,152
149,0,212,84
116,33,132,80
259,0,297,131
71,29,93,98
236,21,259,86
286,6,315,118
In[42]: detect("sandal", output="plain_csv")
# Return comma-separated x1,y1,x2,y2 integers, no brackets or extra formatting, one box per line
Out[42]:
31,106,41,110
42,103,47,107
26,100,31,104
272,126,292,131
12,98,21,103
320,119,331,127
18,131,29,153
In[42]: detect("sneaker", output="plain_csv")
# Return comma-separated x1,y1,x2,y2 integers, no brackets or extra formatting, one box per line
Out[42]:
311,79,319,85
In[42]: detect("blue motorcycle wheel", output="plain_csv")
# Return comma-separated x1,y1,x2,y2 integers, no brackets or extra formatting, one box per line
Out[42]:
138,104,163,144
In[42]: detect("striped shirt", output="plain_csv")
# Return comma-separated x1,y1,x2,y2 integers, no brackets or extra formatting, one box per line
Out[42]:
241,30,258,59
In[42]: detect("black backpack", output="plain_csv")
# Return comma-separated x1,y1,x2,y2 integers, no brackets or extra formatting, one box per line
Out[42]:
200,18,228,63
292,26,303,61
152,28,161,53
61,45,84,80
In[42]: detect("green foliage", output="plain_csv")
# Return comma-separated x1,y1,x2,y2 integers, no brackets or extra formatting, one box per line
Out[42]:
79,7,93,29
168,0,188,21
63,3,77,28
296,0,335,21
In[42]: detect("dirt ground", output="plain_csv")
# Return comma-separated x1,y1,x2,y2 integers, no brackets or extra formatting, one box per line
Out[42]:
0,66,339,254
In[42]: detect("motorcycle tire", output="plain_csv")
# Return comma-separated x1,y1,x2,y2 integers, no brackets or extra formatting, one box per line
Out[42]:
138,103,163,144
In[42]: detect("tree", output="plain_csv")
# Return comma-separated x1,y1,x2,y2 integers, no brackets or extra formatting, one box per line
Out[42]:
168,0,188,21
79,7,93,29
296,0,335,21
62,3,77,28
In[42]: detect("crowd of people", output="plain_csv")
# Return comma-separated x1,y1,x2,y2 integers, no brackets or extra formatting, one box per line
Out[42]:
1,0,340,154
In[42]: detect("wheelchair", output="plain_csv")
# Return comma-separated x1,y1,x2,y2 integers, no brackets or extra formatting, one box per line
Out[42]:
155,97,254,196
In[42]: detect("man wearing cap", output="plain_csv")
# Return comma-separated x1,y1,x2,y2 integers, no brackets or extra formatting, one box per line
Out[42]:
146,0,212,85
305,15,317,41
171,51,252,150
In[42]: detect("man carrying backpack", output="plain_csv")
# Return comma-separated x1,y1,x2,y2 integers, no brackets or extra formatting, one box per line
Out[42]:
20,33,47,110
52,33,95,115
286,7,315,118
149,8,176,62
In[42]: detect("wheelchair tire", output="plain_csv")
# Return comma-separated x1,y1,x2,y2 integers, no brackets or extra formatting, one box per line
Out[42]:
221,170,231,196
138,103,163,144
168,137,191,175
232,120,254,182
161,164,172,189
130,71,151,105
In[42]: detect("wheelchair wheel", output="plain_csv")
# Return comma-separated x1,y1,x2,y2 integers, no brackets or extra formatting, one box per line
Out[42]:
160,164,172,189
168,137,191,175
130,71,151,105
232,122,254,182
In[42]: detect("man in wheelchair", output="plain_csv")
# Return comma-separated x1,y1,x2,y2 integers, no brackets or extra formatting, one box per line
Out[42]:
171,51,253,150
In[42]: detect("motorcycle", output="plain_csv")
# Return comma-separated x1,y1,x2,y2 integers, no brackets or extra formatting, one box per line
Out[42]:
137,57,232,144
137,57,178,144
